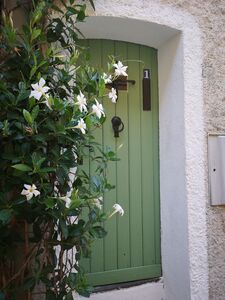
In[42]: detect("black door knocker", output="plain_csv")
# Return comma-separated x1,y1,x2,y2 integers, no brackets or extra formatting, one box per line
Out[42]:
111,116,124,138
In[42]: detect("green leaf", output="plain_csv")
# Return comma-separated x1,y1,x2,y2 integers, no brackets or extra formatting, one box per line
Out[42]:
32,153,46,169
30,66,37,79
17,82,30,102
45,198,56,209
67,7,78,15
77,9,86,21
31,28,41,40
31,105,39,120
59,219,68,239
38,167,56,173
0,209,13,225
90,226,107,239
0,292,5,300
98,78,105,97
23,109,33,125
12,164,32,172
70,198,82,209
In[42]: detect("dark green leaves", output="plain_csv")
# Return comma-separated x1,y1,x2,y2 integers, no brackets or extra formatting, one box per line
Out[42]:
90,226,107,239
17,82,30,102
31,28,41,41
23,109,33,125
0,0,118,298
59,219,69,239
0,209,13,225
31,105,39,120
12,164,32,172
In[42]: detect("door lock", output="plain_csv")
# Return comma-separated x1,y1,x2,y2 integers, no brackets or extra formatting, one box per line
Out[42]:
111,116,124,138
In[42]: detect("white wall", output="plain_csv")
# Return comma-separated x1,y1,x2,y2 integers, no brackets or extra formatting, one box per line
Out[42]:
159,34,191,300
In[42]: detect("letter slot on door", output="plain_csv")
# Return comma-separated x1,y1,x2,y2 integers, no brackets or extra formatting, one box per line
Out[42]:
208,134,225,205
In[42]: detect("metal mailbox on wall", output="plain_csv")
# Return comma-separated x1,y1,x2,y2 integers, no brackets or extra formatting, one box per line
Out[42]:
208,134,225,205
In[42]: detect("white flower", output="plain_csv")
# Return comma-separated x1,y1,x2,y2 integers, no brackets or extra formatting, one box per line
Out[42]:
92,99,105,119
21,184,40,201
113,61,128,77
29,78,50,100
75,91,87,113
113,203,124,216
102,73,112,84
61,196,71,208
75,118,86,134
93,197,103,210
108,88,117,103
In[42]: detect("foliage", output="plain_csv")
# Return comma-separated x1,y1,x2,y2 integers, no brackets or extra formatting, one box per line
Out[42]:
0,0,124,299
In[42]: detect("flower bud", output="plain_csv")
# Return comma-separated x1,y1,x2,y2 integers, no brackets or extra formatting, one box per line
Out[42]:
25,126,34,136
1,10,6,24
9,11,14,28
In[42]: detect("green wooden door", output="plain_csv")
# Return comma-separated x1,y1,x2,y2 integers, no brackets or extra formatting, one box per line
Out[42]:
80,39,161,286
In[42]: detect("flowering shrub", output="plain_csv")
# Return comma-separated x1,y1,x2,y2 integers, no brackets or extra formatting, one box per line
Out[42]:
0,1,126,299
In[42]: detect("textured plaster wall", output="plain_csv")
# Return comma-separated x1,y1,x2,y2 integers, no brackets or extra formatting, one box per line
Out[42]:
157,1,225,299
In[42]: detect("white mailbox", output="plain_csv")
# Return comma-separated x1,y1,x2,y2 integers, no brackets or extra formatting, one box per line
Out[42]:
208,134,225,205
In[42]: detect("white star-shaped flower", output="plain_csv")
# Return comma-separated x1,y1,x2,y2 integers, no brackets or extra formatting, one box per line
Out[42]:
92,99,105,119
113,61,128,77
108,88,117,103
92,197,103,210
21,184,40,201
60,196,71,208
75,91,87,113
113,203,124,216
102,73,112,84
29,78,50,100
75,118,86,134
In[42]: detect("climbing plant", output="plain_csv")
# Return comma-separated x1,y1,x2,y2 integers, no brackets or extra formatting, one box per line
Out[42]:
0,0,126,299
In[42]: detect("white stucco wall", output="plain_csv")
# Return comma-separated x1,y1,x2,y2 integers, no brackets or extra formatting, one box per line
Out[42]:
78,1,209,299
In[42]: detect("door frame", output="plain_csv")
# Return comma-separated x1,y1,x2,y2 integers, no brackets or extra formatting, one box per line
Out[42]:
77,5,208,300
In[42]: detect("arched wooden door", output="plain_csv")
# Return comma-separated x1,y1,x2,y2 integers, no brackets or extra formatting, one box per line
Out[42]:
80,39,161,286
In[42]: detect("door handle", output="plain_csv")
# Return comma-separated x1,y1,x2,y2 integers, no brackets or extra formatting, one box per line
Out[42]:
111,116,124,138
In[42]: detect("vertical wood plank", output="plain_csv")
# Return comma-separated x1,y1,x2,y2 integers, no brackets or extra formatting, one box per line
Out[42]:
140,45,156,266
115,41,130,269
151,49,161,264
127,43,143,267
101,39,118,271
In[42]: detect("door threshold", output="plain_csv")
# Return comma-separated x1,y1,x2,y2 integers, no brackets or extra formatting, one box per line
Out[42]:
93,277,162,293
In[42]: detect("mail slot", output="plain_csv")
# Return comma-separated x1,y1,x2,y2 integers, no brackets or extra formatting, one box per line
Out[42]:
208,134,225,205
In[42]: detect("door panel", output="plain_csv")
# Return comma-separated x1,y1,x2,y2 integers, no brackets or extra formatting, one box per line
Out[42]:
79,39,161,286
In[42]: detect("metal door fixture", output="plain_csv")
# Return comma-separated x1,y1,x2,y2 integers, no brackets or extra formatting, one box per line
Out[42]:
143,69,151,111
111,116,124,138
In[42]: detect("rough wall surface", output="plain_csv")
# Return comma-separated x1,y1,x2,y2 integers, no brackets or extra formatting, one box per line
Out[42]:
156,1,225,299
